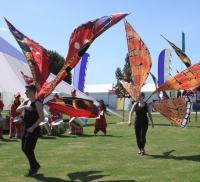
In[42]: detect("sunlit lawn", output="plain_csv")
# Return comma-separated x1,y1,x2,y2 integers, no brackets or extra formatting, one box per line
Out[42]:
0,113,200,182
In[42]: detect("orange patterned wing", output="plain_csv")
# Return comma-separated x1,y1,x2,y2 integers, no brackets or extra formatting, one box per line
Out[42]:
120,81,137,100
124,20,152,93
153,97,191,128
157,62,200,92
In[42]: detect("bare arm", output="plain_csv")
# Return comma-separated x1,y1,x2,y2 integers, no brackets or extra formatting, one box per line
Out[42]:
147,104,154,128
27,101,44,133
96,110,104,119
128,103,137,126
16,99,30,113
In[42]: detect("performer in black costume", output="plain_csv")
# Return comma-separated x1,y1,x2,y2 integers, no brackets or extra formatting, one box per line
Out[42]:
128,92,154,155
17,84,44,177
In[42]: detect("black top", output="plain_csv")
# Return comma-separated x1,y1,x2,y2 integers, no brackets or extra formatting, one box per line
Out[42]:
23,99,42,129
135,102,149,124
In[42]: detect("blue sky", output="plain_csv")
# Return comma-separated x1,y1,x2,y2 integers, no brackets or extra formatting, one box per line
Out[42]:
0,0,200,85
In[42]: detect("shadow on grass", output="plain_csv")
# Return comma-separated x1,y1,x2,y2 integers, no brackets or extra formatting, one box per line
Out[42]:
67,170,108,182
163,150,176,156
0,138,19,142
147,150,200,162
33,174,67,182
34,170,108,182
154,123,171,127
39,136,57,139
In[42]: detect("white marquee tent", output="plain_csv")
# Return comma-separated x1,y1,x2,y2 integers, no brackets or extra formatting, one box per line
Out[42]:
0,36,96,110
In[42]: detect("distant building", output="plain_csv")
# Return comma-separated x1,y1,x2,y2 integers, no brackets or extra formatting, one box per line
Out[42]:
85,83,158,111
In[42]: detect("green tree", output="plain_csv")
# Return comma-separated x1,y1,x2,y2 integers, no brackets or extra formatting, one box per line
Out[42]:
114,54,133,122
48,50,72,84
114,54,133,98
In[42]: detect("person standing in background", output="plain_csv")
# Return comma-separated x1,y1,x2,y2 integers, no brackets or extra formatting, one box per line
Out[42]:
0,93,4,140
94,100,110,136
9,93,22,138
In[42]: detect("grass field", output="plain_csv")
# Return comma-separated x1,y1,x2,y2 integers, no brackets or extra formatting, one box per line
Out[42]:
0,113,200,182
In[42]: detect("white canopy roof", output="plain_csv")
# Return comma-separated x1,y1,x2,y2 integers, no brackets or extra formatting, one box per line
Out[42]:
0,36,94,107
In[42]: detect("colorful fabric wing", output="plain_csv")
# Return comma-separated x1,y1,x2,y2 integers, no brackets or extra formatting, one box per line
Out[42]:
161,35,191,67
153,97,191,128
120,80,137,100
124,20,152,94
66,13,128,68
47,97,98,118
158,49,171,86
37,13,128,99
20,71,34,84
157,62,200,92
5,18,51,90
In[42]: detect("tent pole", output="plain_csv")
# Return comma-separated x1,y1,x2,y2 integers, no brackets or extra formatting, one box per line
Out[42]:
122,97,125,122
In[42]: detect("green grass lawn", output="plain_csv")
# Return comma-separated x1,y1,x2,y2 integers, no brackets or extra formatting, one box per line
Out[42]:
0,113,200,182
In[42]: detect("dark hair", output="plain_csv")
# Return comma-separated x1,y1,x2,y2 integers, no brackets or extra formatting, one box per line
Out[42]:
98,100,107,111
25,84,37,93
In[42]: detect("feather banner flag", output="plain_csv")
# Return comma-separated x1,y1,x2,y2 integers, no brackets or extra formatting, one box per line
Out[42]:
37,13,128,99
73,53,90,92
161,35,191,68
5,18,52,90
158,49,171,86
124,20,152,96
157,61,200,92
153,97,191,128
47,97,98,118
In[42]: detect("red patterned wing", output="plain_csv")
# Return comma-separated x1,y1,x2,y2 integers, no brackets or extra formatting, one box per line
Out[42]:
37,13,128,99
48,97,98,118
5,18,51,90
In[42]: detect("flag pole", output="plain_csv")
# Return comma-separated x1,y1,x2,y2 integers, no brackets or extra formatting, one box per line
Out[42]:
145,91,155,102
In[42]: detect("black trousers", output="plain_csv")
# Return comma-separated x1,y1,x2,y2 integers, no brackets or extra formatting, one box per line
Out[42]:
21,127,40,170
134,122,148,150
